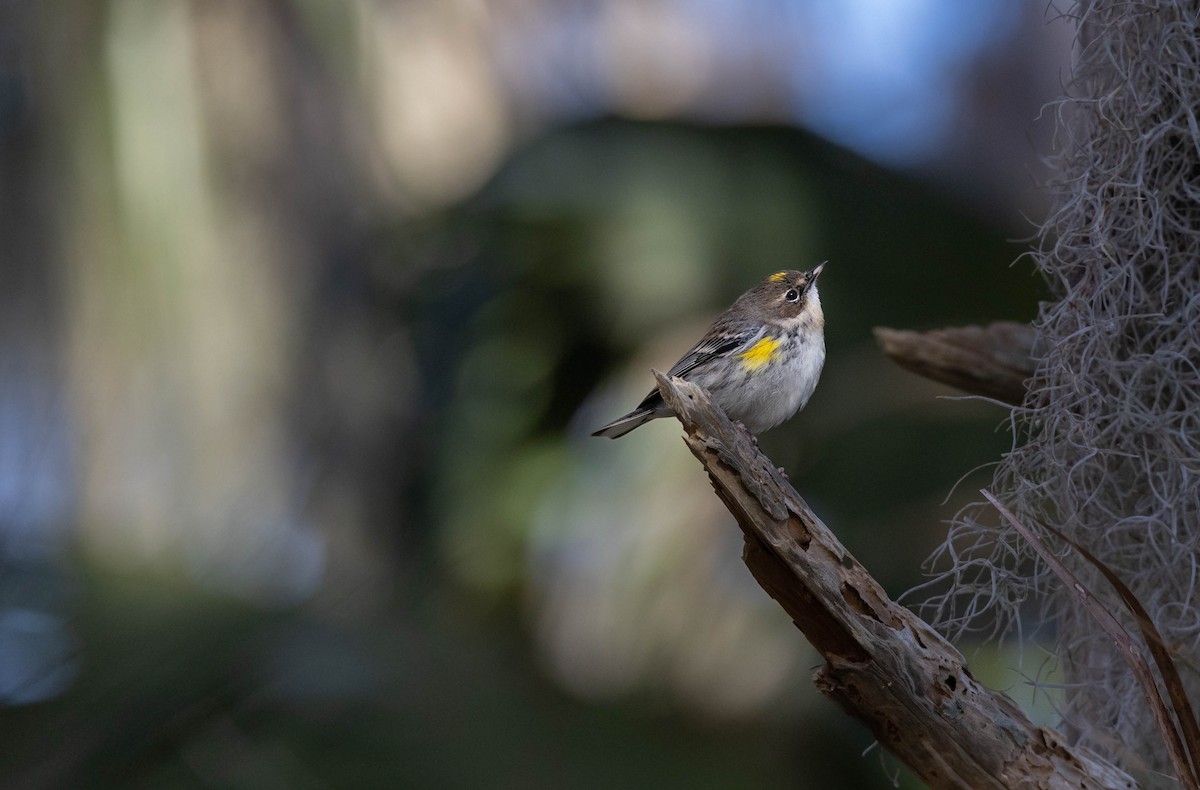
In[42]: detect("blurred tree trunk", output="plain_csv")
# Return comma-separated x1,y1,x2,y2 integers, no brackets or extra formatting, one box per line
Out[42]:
0,0,79,706
52,0,407,607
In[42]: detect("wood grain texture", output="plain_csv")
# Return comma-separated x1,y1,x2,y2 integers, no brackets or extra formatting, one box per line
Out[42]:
873,322,1036,405
653,370,1135,790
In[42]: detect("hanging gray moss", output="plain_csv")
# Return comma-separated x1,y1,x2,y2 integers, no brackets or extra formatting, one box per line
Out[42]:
920,1,1200,782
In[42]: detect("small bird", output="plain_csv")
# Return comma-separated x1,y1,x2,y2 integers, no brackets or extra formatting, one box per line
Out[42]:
593,263,827,439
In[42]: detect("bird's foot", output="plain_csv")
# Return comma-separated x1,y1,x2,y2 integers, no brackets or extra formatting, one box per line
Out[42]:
735,421,758,446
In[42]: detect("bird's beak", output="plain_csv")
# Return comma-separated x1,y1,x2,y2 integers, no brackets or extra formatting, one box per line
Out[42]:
808,261,827,283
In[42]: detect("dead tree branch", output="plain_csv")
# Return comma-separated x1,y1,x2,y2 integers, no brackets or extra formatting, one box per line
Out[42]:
653,370,1134,790
873,322,1036,405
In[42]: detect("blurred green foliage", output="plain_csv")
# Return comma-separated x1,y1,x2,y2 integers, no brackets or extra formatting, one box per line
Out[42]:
0,3,1055,787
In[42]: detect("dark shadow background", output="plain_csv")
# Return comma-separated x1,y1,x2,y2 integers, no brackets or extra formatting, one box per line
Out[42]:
0,2,1072,787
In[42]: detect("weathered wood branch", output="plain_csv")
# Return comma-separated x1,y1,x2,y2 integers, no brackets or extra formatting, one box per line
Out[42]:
873,322,1036,405
653,370,1134,790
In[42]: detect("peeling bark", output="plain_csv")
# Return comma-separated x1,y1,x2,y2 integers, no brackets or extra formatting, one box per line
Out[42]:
653,370,1134,789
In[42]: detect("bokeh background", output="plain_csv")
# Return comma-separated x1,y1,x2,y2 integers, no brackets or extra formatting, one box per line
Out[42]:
1,2,1073,787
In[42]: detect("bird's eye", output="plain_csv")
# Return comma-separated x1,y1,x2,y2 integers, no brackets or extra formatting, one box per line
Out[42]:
785,289,800,302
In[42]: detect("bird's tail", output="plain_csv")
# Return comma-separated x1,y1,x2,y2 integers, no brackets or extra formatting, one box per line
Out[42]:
591,408,658,439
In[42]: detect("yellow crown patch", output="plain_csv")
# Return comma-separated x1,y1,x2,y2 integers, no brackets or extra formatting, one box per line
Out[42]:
768,271,789,282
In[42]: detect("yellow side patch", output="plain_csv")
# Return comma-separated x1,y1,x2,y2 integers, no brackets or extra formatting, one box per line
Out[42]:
768,271,789,282
738,336,781,370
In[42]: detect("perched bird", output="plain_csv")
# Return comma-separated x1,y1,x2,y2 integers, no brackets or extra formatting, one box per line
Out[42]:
593,263,827,439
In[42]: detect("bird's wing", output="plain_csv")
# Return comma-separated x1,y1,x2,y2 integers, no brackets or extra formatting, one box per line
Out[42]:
627,320,764,414
665,321,764,380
